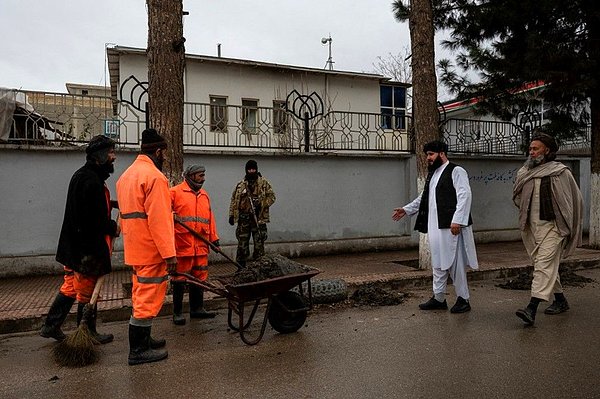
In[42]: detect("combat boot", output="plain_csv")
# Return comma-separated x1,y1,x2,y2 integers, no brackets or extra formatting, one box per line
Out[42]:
171,282,186,325
40,292,75,341
189,285,216,319
128,324,168,366
78,303,114,344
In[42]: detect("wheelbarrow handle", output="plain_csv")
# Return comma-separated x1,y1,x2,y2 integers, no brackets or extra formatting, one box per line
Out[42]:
174,217,244,271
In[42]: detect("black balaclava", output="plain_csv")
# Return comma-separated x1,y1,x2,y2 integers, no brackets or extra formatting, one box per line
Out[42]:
245,159,259,182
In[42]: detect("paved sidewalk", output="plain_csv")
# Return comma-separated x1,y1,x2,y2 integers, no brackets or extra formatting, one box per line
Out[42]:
2,240,600,335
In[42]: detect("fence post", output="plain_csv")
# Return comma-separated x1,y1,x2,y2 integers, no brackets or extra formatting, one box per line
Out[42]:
303,111,310,152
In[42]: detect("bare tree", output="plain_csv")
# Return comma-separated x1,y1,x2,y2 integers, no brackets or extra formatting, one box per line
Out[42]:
146,0,185,185
393,0,440,269
372,46,412,83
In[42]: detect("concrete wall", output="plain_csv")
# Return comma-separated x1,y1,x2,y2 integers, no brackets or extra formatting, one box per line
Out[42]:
0,145,589,277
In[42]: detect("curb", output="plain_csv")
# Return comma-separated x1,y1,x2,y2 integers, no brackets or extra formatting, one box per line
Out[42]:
3,258,600,337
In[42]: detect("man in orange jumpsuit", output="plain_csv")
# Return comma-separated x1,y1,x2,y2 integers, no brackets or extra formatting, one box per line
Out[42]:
170,164,220,325
42,135,118,344
116,128,177,366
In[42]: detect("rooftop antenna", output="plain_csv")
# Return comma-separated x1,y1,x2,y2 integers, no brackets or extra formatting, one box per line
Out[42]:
321,35,334,70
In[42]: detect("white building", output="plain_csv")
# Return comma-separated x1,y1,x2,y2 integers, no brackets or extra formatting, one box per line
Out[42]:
107,45,410,152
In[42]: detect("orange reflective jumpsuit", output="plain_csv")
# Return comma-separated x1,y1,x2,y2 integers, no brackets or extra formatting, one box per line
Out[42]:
170,181,219,282
116,155,176,324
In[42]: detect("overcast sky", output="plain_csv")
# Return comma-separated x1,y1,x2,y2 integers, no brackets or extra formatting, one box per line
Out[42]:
0,0,453,97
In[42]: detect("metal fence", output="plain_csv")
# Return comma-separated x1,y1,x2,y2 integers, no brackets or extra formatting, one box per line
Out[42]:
441,117,592,155
441,118,526,155
5,90,115,146
3,89,592,155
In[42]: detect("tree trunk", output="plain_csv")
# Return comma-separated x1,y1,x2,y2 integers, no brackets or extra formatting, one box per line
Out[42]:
587,6,600,249
147,0,185,185
410,0,439,269
590,94,600,248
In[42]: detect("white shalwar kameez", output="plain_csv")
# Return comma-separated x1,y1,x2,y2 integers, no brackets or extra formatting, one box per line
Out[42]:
403,161,479,299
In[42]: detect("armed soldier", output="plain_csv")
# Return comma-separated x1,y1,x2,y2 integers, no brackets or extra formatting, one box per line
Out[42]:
228,160,276,266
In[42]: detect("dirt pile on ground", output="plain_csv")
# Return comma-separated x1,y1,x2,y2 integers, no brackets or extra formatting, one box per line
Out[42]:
229,254,313,285
350,284,407,306
496,268,595,290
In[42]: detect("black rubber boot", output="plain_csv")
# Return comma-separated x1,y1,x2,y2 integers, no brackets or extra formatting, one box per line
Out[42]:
40,293,75,341
189,285,216,319
172,282,186,326
128,324,168,366
78,303,114,344
149,336,166,349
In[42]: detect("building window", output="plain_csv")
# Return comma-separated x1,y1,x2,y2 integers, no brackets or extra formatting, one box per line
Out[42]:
380,85,407,130
242,99,258,134
81,89,89,95
210,96,227,132
273,100,288,134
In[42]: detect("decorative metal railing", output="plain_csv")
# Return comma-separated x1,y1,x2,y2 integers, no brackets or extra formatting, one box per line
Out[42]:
441,117,592,155
3,89,591,155
5,90,116,146
441,118,526,155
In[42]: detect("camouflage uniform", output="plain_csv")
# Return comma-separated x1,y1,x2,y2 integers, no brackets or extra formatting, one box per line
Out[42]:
229,175,275,264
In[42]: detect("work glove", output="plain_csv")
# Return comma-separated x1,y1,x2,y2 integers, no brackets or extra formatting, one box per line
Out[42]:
229,216,235,226
165,257,177,275
211,240,221,252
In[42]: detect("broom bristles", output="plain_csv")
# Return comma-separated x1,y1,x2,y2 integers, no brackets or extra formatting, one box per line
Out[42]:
52,324,100,367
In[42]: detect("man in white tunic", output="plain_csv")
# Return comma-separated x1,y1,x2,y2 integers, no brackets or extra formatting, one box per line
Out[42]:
513,132,583,326
393,140,478,313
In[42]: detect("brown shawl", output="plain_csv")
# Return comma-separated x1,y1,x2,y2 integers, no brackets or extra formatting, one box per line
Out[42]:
513,161,584,258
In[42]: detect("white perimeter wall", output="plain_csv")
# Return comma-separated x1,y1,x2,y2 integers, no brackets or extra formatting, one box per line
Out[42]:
0,145,589,276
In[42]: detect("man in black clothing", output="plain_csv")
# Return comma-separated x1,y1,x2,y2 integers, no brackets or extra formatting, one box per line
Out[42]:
40,135,119,343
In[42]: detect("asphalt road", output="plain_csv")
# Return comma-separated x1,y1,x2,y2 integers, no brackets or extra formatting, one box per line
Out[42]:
1,268,600,399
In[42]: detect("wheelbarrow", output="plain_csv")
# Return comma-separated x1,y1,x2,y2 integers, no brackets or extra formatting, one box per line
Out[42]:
175,267,321,345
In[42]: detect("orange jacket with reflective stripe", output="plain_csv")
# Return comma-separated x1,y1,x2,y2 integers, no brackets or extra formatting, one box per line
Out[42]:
170,181,219,257
116,155,176,265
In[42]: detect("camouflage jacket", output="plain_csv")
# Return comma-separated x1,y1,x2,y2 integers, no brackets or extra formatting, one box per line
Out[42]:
229,176,276,224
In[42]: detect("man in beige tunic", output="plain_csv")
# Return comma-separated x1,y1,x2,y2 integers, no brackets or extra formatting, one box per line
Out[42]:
513,132,583,326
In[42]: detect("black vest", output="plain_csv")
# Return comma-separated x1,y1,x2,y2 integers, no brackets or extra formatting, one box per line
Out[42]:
414,162,473,233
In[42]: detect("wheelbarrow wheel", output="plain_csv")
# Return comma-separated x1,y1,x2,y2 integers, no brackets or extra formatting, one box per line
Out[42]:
268,291,307,334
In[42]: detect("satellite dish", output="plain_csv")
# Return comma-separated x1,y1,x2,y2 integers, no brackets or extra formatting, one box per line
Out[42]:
321,37,329,44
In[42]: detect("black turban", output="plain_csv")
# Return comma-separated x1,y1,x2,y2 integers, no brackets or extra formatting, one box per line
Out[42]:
423,140,448,154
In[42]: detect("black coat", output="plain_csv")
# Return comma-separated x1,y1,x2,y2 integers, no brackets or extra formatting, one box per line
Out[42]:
55,161,117,276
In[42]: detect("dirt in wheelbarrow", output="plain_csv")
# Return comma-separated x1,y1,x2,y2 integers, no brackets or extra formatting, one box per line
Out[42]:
229,254,313,285
496,268,596,290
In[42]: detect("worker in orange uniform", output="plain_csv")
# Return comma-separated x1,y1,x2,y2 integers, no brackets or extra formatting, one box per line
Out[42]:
41,135,118,344
170,164,220,325
116,128,177,366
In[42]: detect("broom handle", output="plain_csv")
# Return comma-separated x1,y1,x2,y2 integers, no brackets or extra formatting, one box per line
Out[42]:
174,217,244,271
89,275,106,306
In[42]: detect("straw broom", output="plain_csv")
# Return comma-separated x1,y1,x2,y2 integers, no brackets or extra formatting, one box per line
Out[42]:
52,275,106,367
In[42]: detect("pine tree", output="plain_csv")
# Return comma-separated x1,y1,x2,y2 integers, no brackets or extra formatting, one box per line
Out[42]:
436,0,600,248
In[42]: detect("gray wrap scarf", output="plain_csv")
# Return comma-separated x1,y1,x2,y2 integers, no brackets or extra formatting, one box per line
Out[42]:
513,161,584,258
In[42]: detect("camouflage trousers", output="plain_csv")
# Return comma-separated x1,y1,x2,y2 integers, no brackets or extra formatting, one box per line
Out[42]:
235,214,268,265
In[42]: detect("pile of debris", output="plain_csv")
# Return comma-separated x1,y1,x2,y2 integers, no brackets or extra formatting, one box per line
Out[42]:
350,284,407,306
496,268,595,290
229,254,313,285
